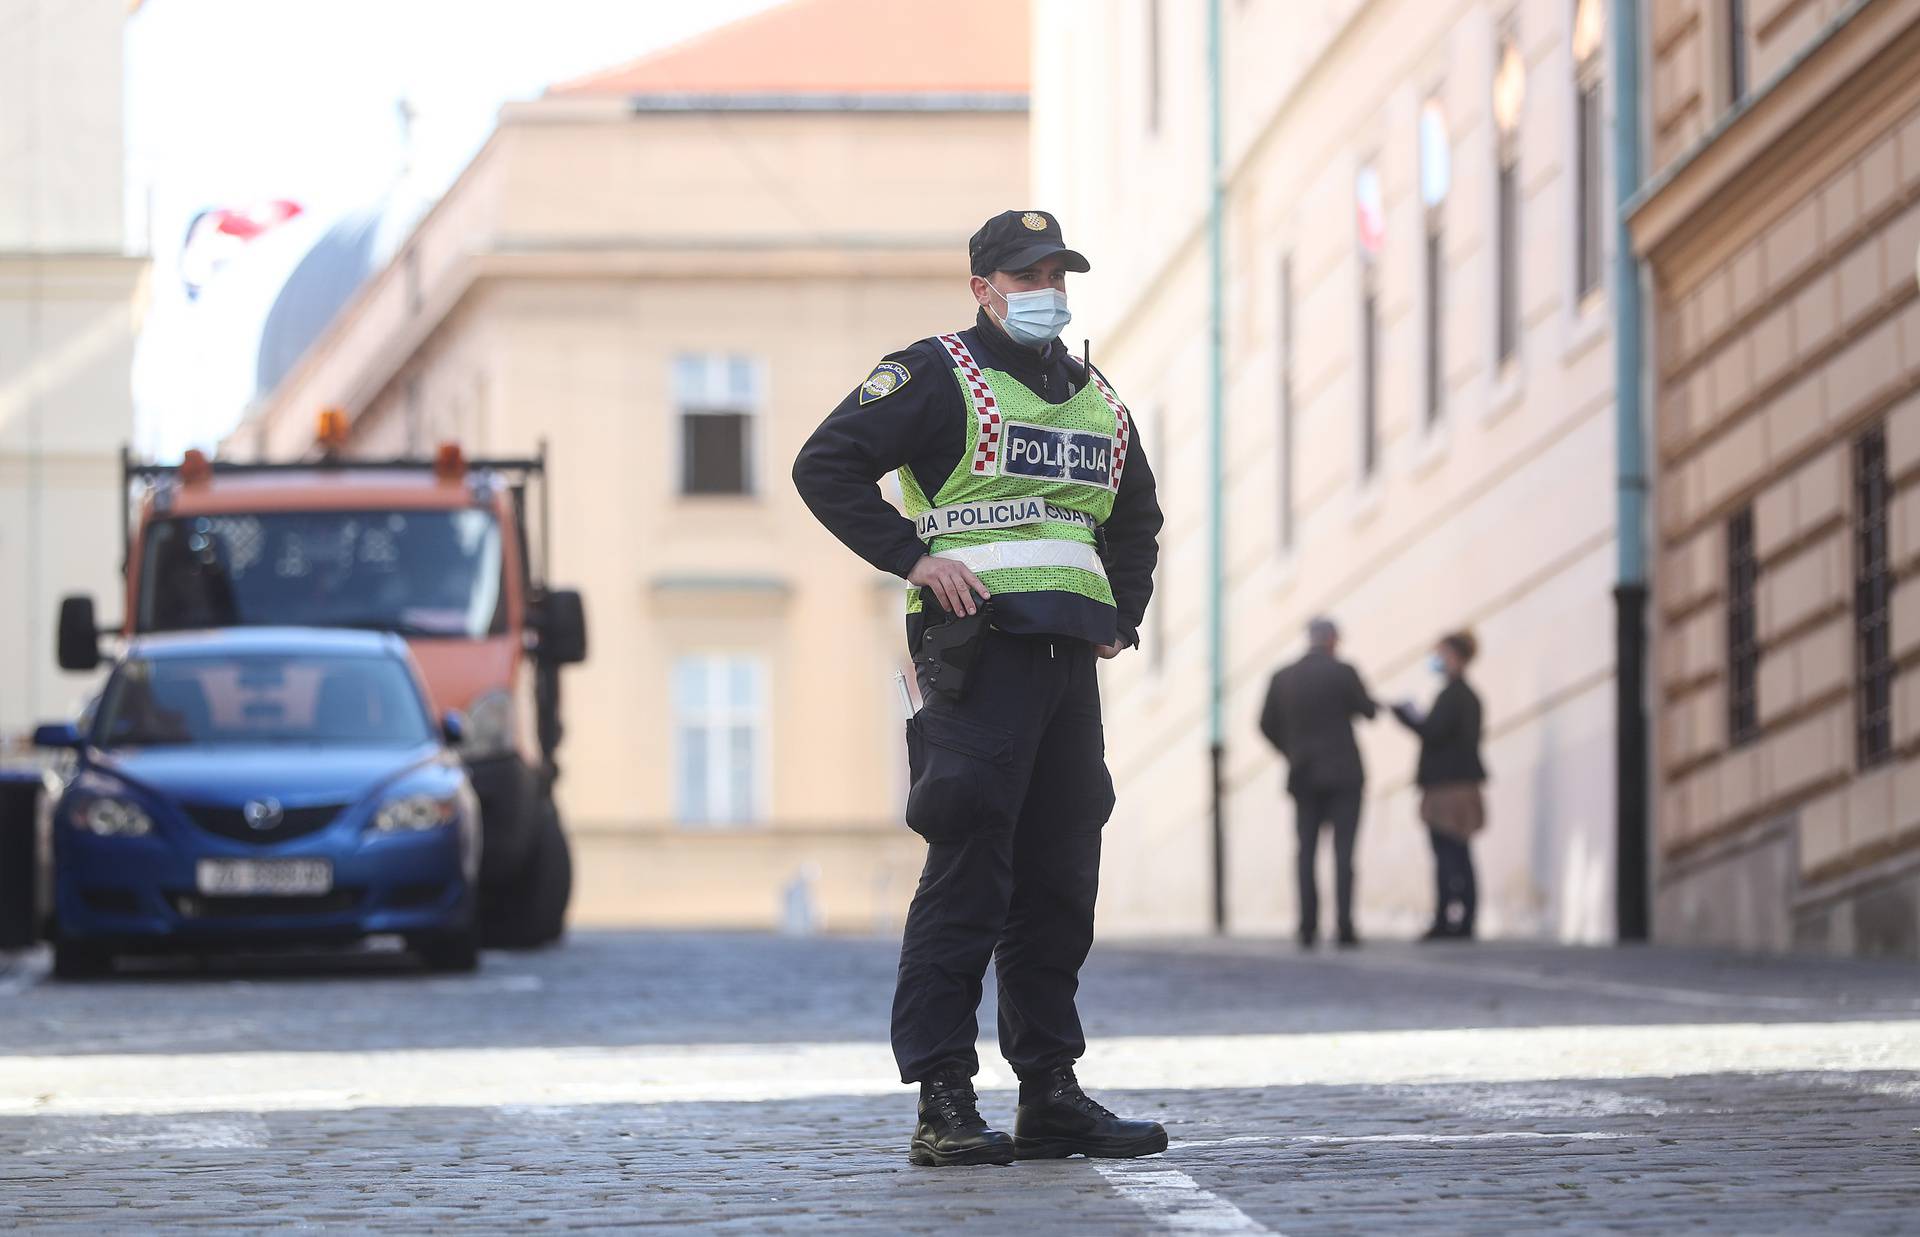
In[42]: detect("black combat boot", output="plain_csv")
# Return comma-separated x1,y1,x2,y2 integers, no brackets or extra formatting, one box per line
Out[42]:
908,1073,1015,1167
1012,1066,1168,1160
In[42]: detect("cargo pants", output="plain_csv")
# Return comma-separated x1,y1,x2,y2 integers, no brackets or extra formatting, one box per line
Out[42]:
891,628,1116,1084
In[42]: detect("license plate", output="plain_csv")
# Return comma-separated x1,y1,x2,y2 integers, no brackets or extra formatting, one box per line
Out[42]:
195,859,333,896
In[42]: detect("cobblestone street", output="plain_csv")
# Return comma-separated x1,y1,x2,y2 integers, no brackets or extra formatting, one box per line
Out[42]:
3,932,1918,1233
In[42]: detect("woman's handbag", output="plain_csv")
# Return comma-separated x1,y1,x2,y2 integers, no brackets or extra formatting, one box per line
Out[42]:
1419,782,1486,840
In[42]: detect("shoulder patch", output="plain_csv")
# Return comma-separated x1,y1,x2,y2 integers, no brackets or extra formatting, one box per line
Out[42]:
857,360,912,405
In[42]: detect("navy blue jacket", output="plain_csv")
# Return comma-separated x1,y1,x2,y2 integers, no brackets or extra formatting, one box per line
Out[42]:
793,309,1163,651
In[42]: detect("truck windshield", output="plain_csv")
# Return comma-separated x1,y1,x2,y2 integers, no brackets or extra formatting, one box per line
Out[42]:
137,510,504,638
95,653,434,748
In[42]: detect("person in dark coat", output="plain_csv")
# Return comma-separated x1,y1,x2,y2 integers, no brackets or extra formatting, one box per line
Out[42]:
1392,631,1489,941
1258,617,1377,947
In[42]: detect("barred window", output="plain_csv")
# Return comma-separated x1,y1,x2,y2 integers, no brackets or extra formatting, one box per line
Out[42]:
1355,163,1384,483
1420,97,1450,427
1496,162,1520,362
1727,0,1749,104
1573,0,1606,301
1424,224,1445,425
1727,508,1759,746
1360,280,1380,480
1493,37,1525,365
1855,427,1894,768
1146,0,1163,134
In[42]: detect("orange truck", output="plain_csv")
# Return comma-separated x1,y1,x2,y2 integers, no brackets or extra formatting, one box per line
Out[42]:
55,443,587,947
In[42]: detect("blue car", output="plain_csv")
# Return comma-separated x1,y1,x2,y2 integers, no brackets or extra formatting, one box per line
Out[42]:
33,628,482,978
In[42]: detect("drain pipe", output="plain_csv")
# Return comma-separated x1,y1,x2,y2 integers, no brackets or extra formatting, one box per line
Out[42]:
1206,0,1229,935
1610,0,1651,942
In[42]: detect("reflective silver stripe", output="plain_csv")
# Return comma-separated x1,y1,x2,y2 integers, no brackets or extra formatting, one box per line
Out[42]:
914,498,1101,542
934,538,1108,578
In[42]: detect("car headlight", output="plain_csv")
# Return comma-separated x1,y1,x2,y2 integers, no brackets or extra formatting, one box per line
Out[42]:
458,691,515,760
373,793,458,833
72,796,153,837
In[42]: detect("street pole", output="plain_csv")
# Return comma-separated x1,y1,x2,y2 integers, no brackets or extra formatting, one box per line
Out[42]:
1206,0,1228,935
1611,0,1651,942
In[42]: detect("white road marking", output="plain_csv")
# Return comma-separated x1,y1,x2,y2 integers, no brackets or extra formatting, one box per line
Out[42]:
1176,1131,1626,1150
3,1019,1917,1117
1376,1082,1670,1119
423,973,543,995
1814,1074,1920,1101
1322,952,1920,1014
1095,1163,1277,1236
23,1113,270,1155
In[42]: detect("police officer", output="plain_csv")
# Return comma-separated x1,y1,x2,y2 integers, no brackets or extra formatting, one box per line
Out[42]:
794,210,1165,1166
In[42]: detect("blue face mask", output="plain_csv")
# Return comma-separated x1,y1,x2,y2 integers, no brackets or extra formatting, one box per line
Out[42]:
987,281,1072,347
1429,653,1448,677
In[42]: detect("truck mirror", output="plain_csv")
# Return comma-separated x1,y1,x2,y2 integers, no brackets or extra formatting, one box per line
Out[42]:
537,589,588,665
56,596,101,672
32,722,82,749
441,711,467,745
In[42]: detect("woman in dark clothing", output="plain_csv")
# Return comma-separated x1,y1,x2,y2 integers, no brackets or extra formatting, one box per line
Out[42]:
1392,631,1488,941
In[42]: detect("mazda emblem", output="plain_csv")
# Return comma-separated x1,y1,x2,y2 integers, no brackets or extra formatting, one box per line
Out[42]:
243,798,284,831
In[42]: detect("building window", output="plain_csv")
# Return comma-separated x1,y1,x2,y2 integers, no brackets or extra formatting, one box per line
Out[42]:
1360,279,1379,480
673,654,767,826
1420,98,1450,427
1146,0,1163,134
1279,254,1295,550
1493,36,1525,366
1424,228,1444,424
1496,161,1521,361
1573,0,1606,301
1355,164,1384,482
1727,507,1759,747
1855,426,1894,769
404,248,422,315
675,354,761,496
1727,0,1749,104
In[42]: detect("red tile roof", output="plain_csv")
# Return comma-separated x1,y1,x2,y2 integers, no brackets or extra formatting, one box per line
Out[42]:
550,0,1029,97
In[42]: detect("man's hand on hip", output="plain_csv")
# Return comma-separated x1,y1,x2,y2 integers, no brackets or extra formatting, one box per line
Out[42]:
908,555,992,617
1093,641,1126,659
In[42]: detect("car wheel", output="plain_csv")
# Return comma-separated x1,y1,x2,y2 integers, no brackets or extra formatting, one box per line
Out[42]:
51,938,112,980
480,797,571,950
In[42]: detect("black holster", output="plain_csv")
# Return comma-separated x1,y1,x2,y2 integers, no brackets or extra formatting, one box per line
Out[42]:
912,593,992,705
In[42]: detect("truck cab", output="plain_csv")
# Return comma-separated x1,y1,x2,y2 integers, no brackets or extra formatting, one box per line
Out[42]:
56,444,586,947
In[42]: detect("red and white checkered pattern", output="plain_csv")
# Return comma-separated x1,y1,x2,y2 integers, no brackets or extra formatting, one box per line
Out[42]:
938,333,1002,475
1078,361,1131,492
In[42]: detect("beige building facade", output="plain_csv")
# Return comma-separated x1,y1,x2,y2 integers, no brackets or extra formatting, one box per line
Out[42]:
1633,0,1920,957
1034,0,1626,938
1,0,146,741
225,0,1031,931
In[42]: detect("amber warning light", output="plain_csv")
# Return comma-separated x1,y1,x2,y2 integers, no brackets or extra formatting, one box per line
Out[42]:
316,407,350,450
179,449,213,485
434,442,467,481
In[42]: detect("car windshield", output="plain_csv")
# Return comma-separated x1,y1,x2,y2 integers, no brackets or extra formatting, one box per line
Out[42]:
94,653,434,748
137,510,504,638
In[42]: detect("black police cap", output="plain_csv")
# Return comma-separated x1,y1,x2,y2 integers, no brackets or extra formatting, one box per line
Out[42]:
968,210,1092,277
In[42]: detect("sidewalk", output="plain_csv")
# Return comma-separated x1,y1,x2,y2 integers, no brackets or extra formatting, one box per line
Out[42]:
2,933,1917,1232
